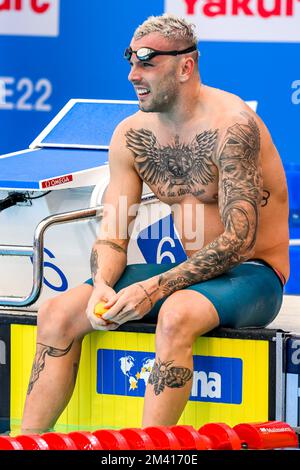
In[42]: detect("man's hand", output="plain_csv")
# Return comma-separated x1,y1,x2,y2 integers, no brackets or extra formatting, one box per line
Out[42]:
86,283,119,330
100,280,159,330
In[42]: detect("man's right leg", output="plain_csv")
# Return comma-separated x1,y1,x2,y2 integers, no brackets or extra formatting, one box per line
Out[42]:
21,283,94,433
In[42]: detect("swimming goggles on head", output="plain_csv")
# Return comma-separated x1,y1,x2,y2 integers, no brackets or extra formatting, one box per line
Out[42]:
124,45,197,62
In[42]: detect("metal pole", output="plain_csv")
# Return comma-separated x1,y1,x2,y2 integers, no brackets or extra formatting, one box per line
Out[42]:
0,193,157,308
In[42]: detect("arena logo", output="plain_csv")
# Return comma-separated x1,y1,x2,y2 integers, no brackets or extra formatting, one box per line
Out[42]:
97,349,243,404
0,0,59,36
165,0,300,42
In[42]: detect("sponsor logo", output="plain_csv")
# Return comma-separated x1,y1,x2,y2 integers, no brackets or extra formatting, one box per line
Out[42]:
0,0,59,37
41,174,73,188
181,0,299,17
259,426,292,433
97,349,243,404
165,0,300,42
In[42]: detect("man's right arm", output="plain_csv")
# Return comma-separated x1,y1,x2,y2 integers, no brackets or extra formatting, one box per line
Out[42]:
90,120,142,291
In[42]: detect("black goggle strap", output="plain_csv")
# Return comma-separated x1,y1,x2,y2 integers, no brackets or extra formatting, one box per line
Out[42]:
124,45,197,61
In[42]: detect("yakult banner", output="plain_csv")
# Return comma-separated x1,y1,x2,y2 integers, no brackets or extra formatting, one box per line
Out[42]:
0,0,60,37
165,0,300,42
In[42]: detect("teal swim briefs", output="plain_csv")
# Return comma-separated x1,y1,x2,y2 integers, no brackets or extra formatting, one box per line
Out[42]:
85,260,283,328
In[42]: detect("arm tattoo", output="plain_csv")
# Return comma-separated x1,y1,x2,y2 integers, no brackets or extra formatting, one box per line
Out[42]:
91,241,126,282
158,113,262,296
261,189,270,207
27,340,73,395
148,358,193,395
95,240,127,254
90,248,98,282
136,283,159,309
112,290,160,323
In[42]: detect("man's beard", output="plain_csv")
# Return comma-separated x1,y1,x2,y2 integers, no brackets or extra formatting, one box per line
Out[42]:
139,76,178,113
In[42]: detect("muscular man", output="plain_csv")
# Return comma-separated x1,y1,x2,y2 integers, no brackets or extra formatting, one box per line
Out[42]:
22,14,289,432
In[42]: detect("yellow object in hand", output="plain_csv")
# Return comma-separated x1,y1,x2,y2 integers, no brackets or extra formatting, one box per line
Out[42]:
94,301,112,323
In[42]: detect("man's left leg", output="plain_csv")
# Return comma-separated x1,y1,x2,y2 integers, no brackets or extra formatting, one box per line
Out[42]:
142,290,220,427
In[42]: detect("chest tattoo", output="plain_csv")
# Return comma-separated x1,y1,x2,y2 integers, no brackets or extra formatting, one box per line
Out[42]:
126,128,218,197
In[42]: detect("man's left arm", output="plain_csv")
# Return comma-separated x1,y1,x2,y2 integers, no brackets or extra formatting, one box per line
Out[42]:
154,112,263,298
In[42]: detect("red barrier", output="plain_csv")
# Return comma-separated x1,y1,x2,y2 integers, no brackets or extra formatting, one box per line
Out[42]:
198,422,242,450
119,428,156,450
170,425,212,450
68,431,103,450
233,421,299,449
41,432,77,450
15,434,49,450
93,430,130,450
143,426,181,450
0,436,23,450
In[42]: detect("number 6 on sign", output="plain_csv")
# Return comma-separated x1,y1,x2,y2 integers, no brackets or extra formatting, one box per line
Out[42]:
156,237,176,263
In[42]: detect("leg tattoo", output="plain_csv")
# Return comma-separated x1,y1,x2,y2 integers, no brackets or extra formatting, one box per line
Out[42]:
27,340,74,395
148,358,193,396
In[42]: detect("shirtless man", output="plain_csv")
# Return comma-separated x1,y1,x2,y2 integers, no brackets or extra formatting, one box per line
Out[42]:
21,14,289,432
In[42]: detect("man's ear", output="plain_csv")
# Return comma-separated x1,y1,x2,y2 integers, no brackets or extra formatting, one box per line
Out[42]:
179,57,195,83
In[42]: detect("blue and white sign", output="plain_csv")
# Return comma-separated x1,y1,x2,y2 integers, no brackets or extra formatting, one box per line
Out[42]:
137,215,187,264
97,348,243,404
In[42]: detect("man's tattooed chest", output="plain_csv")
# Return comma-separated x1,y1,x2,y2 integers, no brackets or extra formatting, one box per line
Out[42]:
126,128,219,200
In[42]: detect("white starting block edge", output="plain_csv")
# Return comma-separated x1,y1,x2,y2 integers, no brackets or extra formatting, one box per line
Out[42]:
30,99,140,150
0,147,109,191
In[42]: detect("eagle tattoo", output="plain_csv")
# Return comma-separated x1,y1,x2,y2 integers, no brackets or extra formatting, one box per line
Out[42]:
126,128,218,192
148,358,193,395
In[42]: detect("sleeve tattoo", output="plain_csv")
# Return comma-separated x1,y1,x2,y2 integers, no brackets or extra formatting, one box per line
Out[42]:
158,113,262,296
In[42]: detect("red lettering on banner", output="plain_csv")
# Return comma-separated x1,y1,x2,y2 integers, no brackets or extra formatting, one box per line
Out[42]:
286,0,295,14
0,0,50,12
182,0,300,17
31,0,50,13
232,0,253,15
41,175,73,189
203,0,226,17
185,0,199,14
0,0,10,10
257,0,281,16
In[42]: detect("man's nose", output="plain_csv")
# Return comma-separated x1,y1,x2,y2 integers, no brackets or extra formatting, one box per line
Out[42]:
128,64,142,83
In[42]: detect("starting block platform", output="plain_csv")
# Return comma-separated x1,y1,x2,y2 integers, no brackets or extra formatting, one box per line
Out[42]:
0,99,140,191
